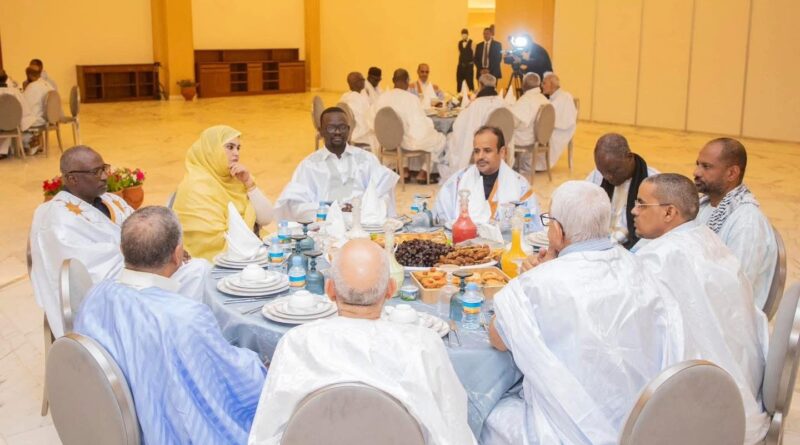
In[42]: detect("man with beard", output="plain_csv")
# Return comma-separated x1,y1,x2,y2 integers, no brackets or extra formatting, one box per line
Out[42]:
693,137,777,309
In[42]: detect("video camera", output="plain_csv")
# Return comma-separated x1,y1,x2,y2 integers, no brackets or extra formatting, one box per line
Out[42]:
503,34,532,68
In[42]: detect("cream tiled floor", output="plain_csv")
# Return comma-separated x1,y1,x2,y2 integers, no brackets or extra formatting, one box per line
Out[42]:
0,92,798,444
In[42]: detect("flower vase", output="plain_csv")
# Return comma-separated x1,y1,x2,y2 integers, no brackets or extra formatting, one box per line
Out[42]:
43,194,54,202
122,185,144,209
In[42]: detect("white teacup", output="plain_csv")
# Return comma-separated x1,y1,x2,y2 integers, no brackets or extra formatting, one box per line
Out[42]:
289,290,315,310
389,304,419,324
241,264,267,284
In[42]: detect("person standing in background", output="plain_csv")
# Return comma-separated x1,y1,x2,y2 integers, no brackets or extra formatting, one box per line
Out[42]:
457,28,474,91
474,27,503,82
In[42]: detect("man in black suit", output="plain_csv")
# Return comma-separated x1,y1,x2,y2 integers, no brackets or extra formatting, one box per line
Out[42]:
474,27,503,82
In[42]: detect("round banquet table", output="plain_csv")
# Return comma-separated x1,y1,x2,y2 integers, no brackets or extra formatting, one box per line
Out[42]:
431,115,457,134
203,262,522,437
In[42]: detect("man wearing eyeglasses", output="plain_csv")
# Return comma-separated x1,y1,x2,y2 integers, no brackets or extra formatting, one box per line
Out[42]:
482,181,682,444
29,145,209,337
631,173,769,445
276,107,399,221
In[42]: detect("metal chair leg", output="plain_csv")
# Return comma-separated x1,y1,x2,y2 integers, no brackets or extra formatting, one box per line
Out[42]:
545,144,552,182
568,139,574,174
399,150,405,191
55,126,64,152
43,129,50,157
529,146,536,186
41,315,53,416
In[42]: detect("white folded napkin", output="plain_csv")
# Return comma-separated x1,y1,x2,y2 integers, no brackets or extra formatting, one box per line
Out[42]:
478,223,504,243
360,180,387,226
504,86,517,105
324,200,347,241
224,202,263,260
456,168,492,225
460,80,471,109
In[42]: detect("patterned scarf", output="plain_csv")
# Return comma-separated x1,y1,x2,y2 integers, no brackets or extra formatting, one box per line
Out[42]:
700,183,759,233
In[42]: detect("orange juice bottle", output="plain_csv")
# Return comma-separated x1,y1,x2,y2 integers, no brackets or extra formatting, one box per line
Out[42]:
501,208,527,278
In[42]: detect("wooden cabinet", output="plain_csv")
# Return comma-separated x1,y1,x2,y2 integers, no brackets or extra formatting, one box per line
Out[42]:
195,49,306,98
76,64,159,103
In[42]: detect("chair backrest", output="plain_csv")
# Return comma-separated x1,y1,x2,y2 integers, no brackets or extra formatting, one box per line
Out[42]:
165,191,177,209
573,97,581,119
762,282,800,439
485,107,514,148
281,382,424,445
69,85,80,117
45,89,65,124
336,101,356,142
619,360,745,445
311,95,324,132
0,94,23,130
533,103,556,145
59,258,93,334
374,107,404,151
47,333,140,445
763,225,788,320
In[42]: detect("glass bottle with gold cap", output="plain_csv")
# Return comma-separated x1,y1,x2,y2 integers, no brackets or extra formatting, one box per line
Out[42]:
501,207,528,278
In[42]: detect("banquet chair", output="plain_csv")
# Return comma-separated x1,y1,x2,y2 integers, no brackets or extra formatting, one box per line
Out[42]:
485,107,515,166
336,101,370,151
374,106,431,191
514,103,555,185
47,333,141,445
28,229,54,416
281,382,424,445
0,94,26,158
760,282,800,445
619,360,745,445
60,86,81,145
59,258,93,334
311,96,324,151
567,97,580,173
29,89,66,157
166,191,177,209
763,225,787,320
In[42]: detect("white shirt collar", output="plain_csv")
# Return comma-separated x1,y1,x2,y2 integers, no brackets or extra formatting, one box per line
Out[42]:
118,268,178,293
320,145,357,160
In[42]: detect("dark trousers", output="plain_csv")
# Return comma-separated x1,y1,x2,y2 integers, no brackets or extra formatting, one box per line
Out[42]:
457,64,475,91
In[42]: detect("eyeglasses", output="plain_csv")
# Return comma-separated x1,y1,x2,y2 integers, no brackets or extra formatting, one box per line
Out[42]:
325,125,350,134
540,213,558,227
633,201,672,209
68,163,111,177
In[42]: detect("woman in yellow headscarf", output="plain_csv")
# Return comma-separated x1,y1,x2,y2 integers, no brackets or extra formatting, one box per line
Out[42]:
173,125,274,261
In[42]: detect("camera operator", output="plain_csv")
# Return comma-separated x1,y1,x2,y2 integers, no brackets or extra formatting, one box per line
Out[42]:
504,35,553,80
457,28,475,91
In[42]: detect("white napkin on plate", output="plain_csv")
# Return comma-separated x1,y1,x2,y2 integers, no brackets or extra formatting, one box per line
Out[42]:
360,181,387,226
460,80,471,109
325,200,347,241
224,202,263,260
504,85,517,105
478,223,504,243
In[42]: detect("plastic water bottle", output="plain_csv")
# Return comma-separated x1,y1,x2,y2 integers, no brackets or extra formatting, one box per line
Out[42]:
278,220,290,244
316,201,329,222
410,195,423,213
268,237,284,264
288,262,306,288
522,203,534,235
461,283,484,330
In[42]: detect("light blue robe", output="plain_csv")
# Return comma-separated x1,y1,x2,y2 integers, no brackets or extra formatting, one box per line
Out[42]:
75,280,267,445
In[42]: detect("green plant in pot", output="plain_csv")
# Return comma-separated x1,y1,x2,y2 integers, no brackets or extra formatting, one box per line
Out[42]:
177,79,197,101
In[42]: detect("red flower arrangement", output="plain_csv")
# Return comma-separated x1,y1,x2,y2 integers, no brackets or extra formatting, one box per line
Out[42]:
42,175,63,197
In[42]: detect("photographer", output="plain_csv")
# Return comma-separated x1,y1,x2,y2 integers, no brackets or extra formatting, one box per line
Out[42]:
504,35,553,80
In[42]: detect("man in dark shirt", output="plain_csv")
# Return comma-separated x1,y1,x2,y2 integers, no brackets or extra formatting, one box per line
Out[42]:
456,28,474,91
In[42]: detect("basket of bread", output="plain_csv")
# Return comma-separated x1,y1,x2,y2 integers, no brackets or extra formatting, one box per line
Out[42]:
410,267,510,303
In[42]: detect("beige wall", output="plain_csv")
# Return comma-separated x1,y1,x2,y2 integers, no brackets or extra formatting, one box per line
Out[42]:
0,0,153,93
553,0,800,143
191,0,305,58
319,0,467,93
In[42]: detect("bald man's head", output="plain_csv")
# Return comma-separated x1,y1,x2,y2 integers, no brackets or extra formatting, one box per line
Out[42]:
392,68,410,89
346,71,365,92
58,145,110,202
594,133,636,186
330,239,390,306
522,73,541,92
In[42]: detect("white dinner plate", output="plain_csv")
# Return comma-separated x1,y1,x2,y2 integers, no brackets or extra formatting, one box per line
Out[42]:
226,272,283,289
525,230,550,247
272,300,333,317
217,280,289,297
262,301,337,324
222,277,289,293
381,308,448,337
